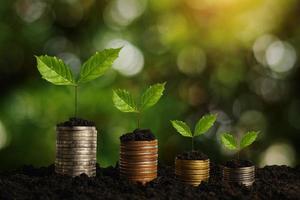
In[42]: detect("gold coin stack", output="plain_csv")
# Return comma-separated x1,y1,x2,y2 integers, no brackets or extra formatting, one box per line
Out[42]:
223,165,255,187
55,126,97,177
175,159,210,186
120,140,158,184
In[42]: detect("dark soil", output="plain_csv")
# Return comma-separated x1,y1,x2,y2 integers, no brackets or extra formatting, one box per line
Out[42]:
176,151,209,160
120,129,156,142
224,160,254,168
57,117,95,127
0,164,299,199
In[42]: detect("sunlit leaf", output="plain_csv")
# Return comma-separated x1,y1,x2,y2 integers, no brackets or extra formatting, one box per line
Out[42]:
221,133,238,150
194,114,217,136
171,120,192,137
35,55,75,85
141,82,166,111
112,89,138,113
78,48,121,83
240,131,259,149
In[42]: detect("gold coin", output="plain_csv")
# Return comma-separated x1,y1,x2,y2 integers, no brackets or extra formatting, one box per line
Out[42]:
119,162,157,167
175,170,209,176
177,174,209,179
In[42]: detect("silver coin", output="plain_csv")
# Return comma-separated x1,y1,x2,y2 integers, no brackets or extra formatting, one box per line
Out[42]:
56,150,97,154
55,156,96,160
223,166,255,172
56,155,96,159
56,154,96,158
223,174,254,177
56,140,97,143
58,129,96,133
56,141,97,145
57,134,97,138
56,126,96,131
57,136,97,140
56,154,96,159
55,165,96,169
55,160,96,165
55,164,96,168
55,158,96,163
56,146,97,149
55,165,95,170
55,166,96,170
56,149,96,153
56,158,96,161
58,131,97,136
56,144,97,148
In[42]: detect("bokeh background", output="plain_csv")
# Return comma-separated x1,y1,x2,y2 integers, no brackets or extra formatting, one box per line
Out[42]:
0,0,299,170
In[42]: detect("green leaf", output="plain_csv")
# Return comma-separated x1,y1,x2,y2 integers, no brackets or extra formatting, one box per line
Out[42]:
194,114,217,136
35,55,75,85
171,120,192,137
112,89,138,113
221,133,238,150
78,48,121,83
240,131,259,149
141,82,166,111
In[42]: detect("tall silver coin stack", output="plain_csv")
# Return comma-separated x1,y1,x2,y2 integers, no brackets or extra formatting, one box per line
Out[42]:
55,126,97,177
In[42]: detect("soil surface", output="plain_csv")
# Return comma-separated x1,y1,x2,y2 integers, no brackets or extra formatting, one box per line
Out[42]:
57,117,95,127
224,160,254,168
120,129,156,142
0,164,299,199
176,151,209,160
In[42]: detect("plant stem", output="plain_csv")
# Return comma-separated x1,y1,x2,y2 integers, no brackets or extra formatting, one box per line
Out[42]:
237,134,240,160
74,85,78,118
192,136,194,151
137,112,141,129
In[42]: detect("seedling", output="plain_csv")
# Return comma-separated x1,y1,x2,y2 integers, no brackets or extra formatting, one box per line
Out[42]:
171,114,217,151
35,48,121,117
220,131,259,160
112,83,166,128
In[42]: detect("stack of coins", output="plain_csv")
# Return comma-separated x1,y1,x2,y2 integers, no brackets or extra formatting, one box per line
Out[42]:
175,159,210,186
120,140,158,184
222,165,255,187
55,126,97,177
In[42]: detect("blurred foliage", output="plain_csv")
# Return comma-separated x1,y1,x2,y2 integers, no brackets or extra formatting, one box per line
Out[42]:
0,0,300,170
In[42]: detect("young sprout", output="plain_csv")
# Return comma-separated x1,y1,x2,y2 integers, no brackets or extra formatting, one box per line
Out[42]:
112,83,166,128
35,48,121,117
171,114,217,151
221,131,259,160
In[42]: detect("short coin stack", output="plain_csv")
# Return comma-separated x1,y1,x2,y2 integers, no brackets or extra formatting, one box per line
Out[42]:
55,126,97,177
120,140,158,184
222,165,255,187
175,159,210,186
